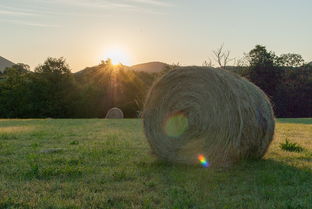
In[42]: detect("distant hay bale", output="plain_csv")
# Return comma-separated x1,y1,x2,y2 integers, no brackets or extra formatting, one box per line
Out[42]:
143,66,275,167
105,107,124,119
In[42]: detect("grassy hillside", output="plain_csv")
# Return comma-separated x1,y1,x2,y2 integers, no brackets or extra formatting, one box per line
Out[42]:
76,61,167,76
130,62,168,73
0,119,311,208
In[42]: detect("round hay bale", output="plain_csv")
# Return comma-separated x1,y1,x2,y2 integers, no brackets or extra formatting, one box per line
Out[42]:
143,66,275,167
105,107,124,119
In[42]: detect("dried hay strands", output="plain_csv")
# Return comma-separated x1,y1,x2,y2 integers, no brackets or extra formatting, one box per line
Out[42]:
143,66,275,167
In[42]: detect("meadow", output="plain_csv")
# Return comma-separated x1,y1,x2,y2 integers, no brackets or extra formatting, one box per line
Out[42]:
0,118,311,209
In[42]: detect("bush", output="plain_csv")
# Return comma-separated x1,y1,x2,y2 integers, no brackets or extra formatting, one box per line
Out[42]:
280,139,304,152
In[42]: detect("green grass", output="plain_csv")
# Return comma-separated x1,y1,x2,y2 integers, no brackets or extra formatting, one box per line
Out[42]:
0,118,311,209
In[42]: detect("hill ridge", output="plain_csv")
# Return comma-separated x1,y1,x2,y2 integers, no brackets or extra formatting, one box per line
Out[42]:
0,56,15,72
75,61,168,74
130,61,168,73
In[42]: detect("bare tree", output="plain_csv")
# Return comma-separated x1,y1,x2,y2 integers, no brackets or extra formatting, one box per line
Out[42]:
202,58,214,67
213,44,233,69
234,54,250,67
165,62,181,71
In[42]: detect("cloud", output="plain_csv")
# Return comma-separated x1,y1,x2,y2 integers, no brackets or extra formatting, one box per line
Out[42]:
33,0,171,10
0,0,170,19
32,0,138,9
126,0,172,7
0,9,39,16
0,19,60,28
0,3,111,18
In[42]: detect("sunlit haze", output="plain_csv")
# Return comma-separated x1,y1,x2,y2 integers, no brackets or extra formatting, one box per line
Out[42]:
1,0,312,71
102,47,131,65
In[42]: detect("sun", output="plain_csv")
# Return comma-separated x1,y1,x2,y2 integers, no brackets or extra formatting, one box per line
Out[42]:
103,48,130,66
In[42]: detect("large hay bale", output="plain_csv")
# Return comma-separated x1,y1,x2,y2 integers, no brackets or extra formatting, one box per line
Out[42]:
143,66,275,167
105,107,124,119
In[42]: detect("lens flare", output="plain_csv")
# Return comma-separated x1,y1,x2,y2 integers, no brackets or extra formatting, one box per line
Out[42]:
198,154,209,168
164,112,188,137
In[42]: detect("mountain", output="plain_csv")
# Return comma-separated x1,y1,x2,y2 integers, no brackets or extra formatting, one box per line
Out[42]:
130,61,168,73
0,56,15,72
75,61,169,75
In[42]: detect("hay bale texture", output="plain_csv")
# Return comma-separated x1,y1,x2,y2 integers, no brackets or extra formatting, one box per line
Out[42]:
143,66,275,167
105,107,124,119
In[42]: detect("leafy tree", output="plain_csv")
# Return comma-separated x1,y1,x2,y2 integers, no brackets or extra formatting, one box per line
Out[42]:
74,60,114,117
247,45,281,98
116,69,156,117
274,67,312,117
276,53,305,67
248,45,276,66
3,63,30,74
35,57,70,74
0,64,32,117
30,57,77,117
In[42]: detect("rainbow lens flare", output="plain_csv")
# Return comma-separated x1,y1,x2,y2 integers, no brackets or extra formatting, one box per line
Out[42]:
198,154,209,168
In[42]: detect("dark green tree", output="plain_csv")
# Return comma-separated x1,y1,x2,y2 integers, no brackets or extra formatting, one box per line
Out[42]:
275,53,305,67
30,57,77,117
247,45,281,98
116,69,156,117
0,64,32,117
274,67,312,117
74,60,113,117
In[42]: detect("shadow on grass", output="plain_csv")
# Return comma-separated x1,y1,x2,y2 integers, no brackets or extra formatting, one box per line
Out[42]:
139,159,312,209
277,118,312,125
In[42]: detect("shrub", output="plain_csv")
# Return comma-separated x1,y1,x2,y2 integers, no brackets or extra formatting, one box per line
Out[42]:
280,139,304,152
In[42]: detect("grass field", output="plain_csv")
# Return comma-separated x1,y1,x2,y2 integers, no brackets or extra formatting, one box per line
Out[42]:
0,118,311,209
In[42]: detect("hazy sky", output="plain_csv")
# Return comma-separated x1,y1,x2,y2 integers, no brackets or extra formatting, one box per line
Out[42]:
1,0,312,71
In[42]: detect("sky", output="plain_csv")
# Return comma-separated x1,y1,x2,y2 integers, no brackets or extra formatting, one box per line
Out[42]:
1,0,312,72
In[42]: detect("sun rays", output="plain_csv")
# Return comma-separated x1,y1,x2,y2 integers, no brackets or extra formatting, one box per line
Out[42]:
103,47,131,66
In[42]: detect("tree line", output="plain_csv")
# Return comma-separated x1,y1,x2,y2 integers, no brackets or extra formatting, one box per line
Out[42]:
0,45,311,118
236,45,312,118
